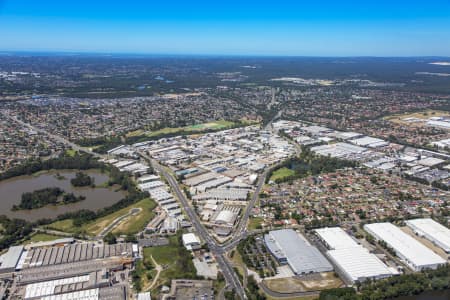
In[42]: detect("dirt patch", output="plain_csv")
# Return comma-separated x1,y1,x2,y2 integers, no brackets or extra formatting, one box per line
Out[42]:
264,272,342,293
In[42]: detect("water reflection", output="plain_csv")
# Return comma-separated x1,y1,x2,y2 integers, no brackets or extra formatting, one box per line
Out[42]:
0,170,126,221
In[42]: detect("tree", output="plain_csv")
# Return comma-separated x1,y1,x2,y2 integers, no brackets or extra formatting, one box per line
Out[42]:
103,232,117,244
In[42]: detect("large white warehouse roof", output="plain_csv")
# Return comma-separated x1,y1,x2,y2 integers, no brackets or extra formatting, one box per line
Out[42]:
0,245,23,272
315,227,359,249
405,218,450,253
364,222,446,271
315,227,396,283
327,246,397,283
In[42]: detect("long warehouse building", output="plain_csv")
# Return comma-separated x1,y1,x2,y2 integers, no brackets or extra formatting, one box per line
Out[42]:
315,227,398,284
264,229,332,275
364,222,446,271
405,218,450,254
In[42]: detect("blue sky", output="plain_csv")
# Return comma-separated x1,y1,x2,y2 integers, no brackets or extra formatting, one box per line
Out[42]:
0,0,449,56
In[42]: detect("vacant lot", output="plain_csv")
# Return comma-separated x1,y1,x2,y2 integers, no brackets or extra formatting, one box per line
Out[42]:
126,120,236,138
47,198,156,236
270,167,296,182
142,234,197,290
25,233,64,244
264,272,342,293
248,217,264,230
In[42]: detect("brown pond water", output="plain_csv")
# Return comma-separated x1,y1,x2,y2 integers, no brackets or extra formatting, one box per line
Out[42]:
0,169,126,221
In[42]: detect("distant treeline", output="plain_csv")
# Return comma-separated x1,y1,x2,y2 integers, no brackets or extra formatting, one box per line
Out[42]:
319,265,450,300
76,120,249,154
0,152,104,181
0,217,33,251
266,146,357,184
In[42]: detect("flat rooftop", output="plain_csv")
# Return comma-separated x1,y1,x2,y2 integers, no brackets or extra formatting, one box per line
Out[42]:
315,227,359,250
364,222,446,270
405,218,450,253
265,229,332,275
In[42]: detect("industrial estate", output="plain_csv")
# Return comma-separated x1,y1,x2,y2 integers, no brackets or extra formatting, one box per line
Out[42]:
1,56,450,300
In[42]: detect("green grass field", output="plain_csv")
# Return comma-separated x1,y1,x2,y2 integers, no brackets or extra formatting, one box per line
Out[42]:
248,217,264,230
24,233,64,244
47,219,75,233
126,120,237,138
150,120,235,136
143,234,197,289
111,199,157,235
47,198,157,236
65,149,77,157
269,167,296,182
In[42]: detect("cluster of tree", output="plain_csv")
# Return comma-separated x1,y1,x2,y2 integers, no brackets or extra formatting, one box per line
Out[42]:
103,232,117,244
432,180,449,191
290,211,303,223
76,121,248,153
319,287,358,300
175,231,199,279
0,152,104,181
266,146,357,184
224,290,237,300
319,265,450,300
378,240,397,257
76,136,123,154
130,257,146,292
0,216,33,251
104,232,136,245
62,193,86,204
304,217,338,230
70,189,149,227
246,275,266,300
124,122,246,146
107,165,136,191
70,172,95,187
183,187,192,200
13,187,64,210
237,236,256,268
12,188,86,210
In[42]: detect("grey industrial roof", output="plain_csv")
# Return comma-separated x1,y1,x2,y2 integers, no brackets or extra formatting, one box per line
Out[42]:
0,245,23,271
265,229,332,274
137,292,151,300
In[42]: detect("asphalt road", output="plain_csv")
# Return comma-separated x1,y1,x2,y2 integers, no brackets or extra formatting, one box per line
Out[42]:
145,155,247,299
138,112,284,298
221,169,268,252
8,109,291,299
96,207,142,240
6,111,247,298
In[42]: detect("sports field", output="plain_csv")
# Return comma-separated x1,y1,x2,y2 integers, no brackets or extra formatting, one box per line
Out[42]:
126,120,236,138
